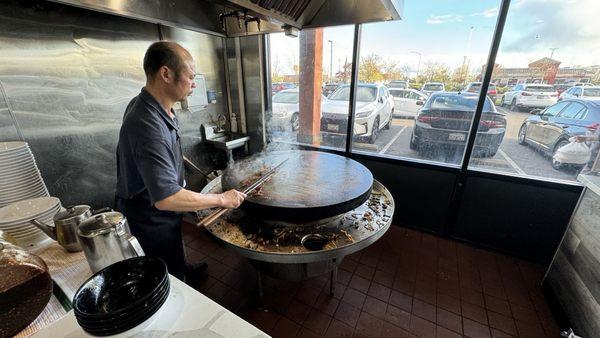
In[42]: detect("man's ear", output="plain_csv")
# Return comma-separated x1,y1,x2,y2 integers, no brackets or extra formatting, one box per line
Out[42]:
158,66,173,83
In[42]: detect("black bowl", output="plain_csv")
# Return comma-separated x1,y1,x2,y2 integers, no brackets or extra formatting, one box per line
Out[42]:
73,257,167,320
75,275,169,327
73,269,168,322
77,282,170,336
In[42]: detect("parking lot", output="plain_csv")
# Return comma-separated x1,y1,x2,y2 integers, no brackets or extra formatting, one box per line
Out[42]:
270,106,579,182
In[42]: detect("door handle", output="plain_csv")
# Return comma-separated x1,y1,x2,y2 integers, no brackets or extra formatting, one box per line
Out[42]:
562,125,569,129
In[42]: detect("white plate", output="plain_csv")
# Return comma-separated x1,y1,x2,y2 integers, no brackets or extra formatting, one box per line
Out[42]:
0,184,47,198
0,165,39,178
0,197,61,225
0,154,33,165
0,172,45,186
0,209,58,230
0,159,37,172
0,180,47,195
0,191,49,206
0,141,28,153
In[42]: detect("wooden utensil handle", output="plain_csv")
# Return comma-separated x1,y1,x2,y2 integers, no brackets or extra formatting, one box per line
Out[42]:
198,208,228,227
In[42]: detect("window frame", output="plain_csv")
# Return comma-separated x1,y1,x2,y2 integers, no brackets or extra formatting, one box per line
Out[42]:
264,0,582,189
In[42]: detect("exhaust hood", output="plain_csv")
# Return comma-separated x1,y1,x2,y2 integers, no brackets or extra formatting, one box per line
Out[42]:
45,0,403,37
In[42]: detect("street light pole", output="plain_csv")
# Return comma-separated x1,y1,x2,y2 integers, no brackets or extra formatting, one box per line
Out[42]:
328,40,333,84
549,47,559,59
410,51,422,80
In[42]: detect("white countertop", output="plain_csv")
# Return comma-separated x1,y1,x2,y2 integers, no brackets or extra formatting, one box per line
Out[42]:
30,276,269,338
24,243,269,338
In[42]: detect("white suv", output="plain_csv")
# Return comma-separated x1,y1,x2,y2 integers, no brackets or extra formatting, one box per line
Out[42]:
321,84,394,143
421,82,445,96
559,86,600,101
501,84,558,111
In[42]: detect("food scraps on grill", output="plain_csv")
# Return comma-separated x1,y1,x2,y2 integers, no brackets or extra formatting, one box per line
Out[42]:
203,186,392,254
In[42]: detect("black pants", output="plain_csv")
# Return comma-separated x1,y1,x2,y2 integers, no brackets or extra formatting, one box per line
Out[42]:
115,196,185,280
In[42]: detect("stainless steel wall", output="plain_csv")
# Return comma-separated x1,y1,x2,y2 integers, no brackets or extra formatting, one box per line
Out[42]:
0,0,228,208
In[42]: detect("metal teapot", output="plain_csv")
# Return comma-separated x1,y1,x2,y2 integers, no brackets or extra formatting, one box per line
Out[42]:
30,205,110,252
77,211,144,273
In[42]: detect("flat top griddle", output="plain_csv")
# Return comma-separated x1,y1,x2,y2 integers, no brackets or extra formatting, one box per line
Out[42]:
221,150,373,221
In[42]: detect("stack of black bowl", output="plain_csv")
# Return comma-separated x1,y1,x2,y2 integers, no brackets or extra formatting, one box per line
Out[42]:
72,256,170,336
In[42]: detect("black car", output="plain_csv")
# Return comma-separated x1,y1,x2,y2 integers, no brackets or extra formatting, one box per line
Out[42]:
518,99,600,169
409,92,506,157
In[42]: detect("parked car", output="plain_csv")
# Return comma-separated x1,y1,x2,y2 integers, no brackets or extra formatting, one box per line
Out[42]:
320,84,394,143
518,99,600,169
559,86,600,101
270,88,326,131
387,80,409,89
464,82,497,95
501,84,558,111
322,83,339,97
388,88,428,119
410,92,506,157
421,82,445,96
271,82,295,94
553,83,573,96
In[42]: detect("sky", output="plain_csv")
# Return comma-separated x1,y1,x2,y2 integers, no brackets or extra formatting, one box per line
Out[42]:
270,0,600,78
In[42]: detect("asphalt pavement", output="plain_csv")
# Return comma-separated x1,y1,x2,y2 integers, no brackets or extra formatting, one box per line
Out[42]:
270,107,580,183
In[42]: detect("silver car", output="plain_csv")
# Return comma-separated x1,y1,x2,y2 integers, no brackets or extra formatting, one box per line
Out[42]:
271,88,326,131
389,88,428,119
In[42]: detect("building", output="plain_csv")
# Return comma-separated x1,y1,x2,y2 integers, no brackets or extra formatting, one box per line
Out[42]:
483,57,594,86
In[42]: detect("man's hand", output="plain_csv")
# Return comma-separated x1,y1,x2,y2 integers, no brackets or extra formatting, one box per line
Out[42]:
219,189,247,208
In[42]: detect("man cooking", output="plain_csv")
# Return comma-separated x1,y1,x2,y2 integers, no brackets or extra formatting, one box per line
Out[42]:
115,41,246,281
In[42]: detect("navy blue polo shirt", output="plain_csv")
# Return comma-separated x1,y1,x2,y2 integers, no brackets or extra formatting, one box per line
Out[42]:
116,88,184,206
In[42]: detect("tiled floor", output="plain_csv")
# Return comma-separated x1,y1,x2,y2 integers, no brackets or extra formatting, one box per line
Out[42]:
181,223,561,338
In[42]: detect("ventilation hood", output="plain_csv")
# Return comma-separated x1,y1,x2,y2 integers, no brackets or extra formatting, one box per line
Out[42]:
46,0,403,37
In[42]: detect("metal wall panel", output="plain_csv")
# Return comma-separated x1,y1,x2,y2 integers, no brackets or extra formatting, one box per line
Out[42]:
0,0,228,208
239,35,266,153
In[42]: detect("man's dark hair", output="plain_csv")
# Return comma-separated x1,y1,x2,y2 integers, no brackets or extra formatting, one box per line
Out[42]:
143,41,190,81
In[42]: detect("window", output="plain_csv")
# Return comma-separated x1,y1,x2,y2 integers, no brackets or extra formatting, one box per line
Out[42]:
350,0,499,164
583,88,600,97
544,101,569,117
469,0,600,182
559,103,586,119
267,26,355,149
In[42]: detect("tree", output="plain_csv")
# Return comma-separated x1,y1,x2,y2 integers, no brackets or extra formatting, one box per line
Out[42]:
359,54,385,83
382,61,404,82
335,59,352,83
421,61,451,83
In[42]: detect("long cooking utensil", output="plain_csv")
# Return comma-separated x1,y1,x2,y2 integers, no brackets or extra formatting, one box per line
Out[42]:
197,158,288,227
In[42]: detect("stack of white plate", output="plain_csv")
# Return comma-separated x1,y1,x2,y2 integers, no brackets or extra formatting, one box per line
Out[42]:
0,197,62,250
0,141,50,208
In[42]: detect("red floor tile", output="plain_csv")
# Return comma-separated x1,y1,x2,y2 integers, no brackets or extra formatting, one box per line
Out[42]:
181,224,562,338
349,274,371,294
436,308,462,335
333,301,361,327
355,311,384,338
367,282,392,302
363,295,388,319
303,309,332,336
390,290,413,313
487,310,518,337
384,304,411,330
270,317,300,338
325,319,354,338
410,314,437,337
463,318,491,338
412,298,437,323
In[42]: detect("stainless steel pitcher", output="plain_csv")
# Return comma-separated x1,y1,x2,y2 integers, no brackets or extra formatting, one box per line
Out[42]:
31,205,110,252
77,211,144,273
